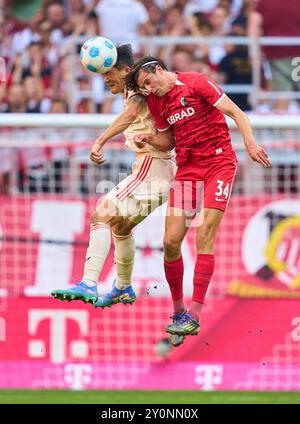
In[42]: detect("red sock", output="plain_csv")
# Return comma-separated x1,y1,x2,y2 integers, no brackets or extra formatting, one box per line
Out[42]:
164,256,184,311
192,253,215,304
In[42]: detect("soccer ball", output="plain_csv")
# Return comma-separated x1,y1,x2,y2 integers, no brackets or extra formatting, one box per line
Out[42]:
80,36,118,74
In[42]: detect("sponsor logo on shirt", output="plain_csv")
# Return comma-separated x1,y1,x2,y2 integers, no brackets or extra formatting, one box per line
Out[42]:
167,107,195,125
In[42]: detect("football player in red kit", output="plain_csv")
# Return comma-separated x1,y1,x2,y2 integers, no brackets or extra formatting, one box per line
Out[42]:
126,57,271,337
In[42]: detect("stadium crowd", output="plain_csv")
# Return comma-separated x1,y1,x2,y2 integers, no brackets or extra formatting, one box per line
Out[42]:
2,0,298,115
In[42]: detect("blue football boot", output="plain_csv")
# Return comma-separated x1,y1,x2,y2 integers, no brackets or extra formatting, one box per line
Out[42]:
94,281,136,309
51,281,98,304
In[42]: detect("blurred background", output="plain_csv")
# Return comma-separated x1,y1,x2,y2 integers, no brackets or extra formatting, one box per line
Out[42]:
0,0,300,397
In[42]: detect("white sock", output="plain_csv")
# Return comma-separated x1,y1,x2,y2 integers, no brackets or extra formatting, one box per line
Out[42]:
113,232,135,290
82,222,111,285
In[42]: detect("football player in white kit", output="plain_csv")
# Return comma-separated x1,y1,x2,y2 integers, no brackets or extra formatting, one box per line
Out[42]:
51,45,176,311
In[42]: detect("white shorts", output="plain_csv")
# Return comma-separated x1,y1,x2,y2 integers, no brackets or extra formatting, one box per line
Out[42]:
101,153,176,223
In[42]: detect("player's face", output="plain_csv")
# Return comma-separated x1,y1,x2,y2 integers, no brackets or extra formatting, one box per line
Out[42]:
103,67,127,94
137,69,169,97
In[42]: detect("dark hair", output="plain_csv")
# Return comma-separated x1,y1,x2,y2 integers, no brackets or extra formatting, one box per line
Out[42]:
51,97,69,113
114,44,134,70
29,41,43,48
125,56,168,92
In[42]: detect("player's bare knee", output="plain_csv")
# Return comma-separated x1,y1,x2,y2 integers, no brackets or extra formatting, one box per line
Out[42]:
91,210,105,224
112,218,135,236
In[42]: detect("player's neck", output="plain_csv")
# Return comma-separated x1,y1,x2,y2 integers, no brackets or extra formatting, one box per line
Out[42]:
164,72,177,93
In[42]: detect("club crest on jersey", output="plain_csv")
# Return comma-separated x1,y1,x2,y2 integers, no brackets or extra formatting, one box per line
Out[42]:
180,97,188,107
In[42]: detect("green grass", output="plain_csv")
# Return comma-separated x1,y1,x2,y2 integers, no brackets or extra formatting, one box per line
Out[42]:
0,390,299,404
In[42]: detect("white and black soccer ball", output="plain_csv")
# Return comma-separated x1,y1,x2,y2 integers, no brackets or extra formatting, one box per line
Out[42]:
80,36,118,74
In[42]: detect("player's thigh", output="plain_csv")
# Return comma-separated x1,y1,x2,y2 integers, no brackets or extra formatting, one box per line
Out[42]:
94,197,138,234
95,196,123,225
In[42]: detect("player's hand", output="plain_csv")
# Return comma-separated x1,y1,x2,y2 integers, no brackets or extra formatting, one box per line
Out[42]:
247,144,271,168
90,141,105,164
133,134,153,149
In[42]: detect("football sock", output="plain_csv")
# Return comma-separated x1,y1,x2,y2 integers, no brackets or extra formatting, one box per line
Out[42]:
189,253,215,321
164,256,185,313
82,222,111,285
113,232,135,289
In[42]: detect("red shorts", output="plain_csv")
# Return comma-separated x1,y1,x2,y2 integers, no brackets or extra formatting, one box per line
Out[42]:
169,150,238,212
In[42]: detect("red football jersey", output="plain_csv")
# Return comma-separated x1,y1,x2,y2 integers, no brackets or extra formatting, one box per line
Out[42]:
147,72,233,161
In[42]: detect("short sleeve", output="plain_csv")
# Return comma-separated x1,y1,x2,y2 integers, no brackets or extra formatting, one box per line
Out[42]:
192,74,226,107
147,96,169,131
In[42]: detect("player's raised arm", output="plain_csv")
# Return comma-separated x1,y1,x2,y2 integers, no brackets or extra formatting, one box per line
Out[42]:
133,128,175,152
90,95,146,164
215,96,271,168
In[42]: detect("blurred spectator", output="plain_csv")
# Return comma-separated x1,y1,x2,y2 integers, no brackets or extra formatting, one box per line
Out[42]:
67,0,86,17
219,33,252,110
159,5,189,63
160,6,187,36
144,2,164,35
0,150,12,194
2,84,26,112
192,58,218,79
2,0,298,115
53,53,75,110
219,0,243,19
49,97,70,193
12,41,54,92
23,75,51,113
45,1,66,44
94,0,150,53
11,8,43,53
248,0,300,111
50,97,69,113
170,48,194,71
208,5,230,67
0,74,18,193
183,0,219,17
76,75,95,113
189,12,212,61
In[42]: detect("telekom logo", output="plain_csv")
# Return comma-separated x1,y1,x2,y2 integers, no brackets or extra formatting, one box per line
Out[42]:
28,309,89,363
291,317,300,342
195,365,223,390
64,364,92,390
